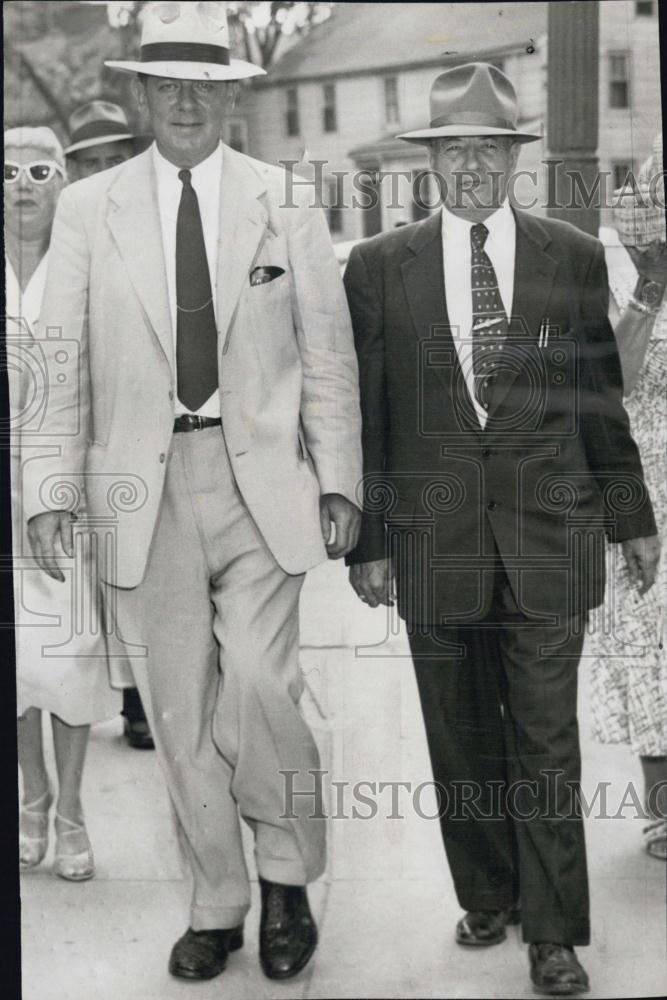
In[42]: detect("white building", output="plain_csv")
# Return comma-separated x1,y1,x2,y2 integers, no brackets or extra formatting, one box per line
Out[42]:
233,1,661,240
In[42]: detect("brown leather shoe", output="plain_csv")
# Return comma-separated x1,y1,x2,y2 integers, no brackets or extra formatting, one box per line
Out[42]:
168,925,244,980
529,943,590,996
455,907,521,947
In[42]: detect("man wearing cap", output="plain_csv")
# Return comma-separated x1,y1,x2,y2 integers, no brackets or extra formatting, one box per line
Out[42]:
65,100,140,180
345,62,659,996
65,99,155,752
26,0,361,983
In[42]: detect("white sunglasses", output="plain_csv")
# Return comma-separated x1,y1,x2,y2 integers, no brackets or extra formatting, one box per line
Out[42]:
4,160,66,185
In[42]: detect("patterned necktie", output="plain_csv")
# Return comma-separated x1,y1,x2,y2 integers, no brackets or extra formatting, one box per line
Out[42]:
175,168,219,411
470,222,508,413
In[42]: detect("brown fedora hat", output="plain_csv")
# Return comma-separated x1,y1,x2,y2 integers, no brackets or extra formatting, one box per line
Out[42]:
398,62,541,144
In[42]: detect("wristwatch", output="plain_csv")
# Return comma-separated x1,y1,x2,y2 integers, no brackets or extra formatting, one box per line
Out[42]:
633,275,666,311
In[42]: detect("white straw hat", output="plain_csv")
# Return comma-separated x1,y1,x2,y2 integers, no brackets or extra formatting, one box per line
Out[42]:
105,1,266,82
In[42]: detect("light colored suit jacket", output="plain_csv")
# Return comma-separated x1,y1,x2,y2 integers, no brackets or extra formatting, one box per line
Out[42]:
24,144,362,587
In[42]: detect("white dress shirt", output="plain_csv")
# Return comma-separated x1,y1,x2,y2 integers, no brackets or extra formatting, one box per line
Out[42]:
152,141,222,418
441,201,516,428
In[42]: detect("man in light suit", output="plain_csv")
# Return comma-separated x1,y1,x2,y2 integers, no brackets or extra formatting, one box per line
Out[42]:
26,2,361,983
345,63,659,996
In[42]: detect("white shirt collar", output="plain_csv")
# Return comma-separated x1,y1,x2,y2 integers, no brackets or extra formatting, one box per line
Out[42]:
441,200,514,242
151,140,223,187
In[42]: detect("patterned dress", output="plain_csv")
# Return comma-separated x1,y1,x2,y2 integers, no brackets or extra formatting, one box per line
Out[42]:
589,235,667,756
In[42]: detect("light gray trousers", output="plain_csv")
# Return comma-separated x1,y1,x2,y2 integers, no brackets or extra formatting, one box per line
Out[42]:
108,426,325,930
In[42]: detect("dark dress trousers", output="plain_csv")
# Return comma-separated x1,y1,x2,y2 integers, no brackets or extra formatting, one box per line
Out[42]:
344,209,657,945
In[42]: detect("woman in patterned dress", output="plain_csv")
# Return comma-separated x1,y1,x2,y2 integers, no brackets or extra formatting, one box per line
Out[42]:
591,134,667,859
6,127,121,881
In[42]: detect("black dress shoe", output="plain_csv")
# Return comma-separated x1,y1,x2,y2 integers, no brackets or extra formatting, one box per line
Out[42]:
259,877,317,980
168,925,244,980
123,717,155,750
455,907,521,947
529,943,590,996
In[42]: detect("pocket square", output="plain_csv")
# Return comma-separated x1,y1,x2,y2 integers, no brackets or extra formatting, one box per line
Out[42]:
250,265,285,286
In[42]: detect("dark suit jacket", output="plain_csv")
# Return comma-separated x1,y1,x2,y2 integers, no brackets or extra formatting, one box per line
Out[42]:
344,209,657,625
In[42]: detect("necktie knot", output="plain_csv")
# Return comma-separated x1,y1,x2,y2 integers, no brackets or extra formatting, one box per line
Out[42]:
471,222,489,250
178,168,192,185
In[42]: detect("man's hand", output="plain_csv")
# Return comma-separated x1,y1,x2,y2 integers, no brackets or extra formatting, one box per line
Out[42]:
626,243,667,286
349,558,395,608
621,533,661,595
319,493,361,558
27,511,75,582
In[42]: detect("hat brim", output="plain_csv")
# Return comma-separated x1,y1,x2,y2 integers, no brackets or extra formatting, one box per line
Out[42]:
64,132,136,155
104,58,265,81
398,124,542,144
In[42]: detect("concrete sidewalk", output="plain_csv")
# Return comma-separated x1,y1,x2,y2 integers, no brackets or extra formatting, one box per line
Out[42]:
20,561,667,999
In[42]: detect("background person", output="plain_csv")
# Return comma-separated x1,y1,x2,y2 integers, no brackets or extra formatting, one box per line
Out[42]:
6,126,121,882
65,99,155,752
590,133,667,860
65,99,138,179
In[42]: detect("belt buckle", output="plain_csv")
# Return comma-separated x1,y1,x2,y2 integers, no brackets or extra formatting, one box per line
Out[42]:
184,414,201,431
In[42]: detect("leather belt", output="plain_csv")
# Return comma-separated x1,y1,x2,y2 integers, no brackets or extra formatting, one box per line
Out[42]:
173,415,222,433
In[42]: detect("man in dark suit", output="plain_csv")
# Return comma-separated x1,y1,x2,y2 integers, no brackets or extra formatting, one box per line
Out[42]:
344,63,660,997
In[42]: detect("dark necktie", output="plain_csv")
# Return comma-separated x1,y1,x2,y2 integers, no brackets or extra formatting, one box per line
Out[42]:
470,222,508,413
175,168,219,411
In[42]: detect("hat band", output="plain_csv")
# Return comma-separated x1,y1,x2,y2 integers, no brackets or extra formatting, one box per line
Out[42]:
69,120,132,144
429,110,516,131
140,42,230,65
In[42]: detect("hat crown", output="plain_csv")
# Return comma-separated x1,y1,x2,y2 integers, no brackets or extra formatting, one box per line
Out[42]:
141,1,230,48
429,62,519,133
68,100,129,134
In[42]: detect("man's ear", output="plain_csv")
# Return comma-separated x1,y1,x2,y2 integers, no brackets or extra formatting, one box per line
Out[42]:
131,74,148,113
224,81,240,112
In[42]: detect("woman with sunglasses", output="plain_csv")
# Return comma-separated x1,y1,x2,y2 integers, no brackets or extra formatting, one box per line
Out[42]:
5,127,120,881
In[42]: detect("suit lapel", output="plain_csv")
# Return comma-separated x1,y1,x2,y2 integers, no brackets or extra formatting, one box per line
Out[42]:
107,150,173,369
401,211,481,432
486,208,559,420
216,147,268,348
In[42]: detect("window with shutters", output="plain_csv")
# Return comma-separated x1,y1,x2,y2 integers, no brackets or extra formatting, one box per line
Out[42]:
609,53,630,109
286,87,300,137
323,82,337,133
384,76,400,125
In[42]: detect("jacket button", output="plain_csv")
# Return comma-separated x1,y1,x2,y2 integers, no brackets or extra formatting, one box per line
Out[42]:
159,453,166,464
482,448,492,458
168,390,174,401
487,500,497,510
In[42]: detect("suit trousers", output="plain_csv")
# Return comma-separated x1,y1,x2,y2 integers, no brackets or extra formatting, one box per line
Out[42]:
408,565,590,946
106,426,325,930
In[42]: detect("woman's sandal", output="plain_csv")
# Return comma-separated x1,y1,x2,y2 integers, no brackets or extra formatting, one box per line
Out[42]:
53,813,95,881
19,785,53,868
643,817,667,860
